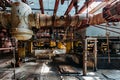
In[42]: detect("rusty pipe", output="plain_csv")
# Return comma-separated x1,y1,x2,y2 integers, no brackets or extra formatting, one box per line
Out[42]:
11,2,33,40
28,13,88,27
0,2,109,40
1,1,120,40
10,1,88,40
1,2,87,40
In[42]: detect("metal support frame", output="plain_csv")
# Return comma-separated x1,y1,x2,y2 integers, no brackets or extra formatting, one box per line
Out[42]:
11,37,17,79
83,37,97,76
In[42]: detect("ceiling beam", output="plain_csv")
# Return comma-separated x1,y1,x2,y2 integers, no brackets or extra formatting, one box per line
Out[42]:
61,0,65,4
21,0,27,3
64,0,80,15
64,0,74,15
39,0,44,14
77,0,94,14
53,0,59,16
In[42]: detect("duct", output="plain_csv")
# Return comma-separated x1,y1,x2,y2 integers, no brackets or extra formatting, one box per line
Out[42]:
11,2,33,40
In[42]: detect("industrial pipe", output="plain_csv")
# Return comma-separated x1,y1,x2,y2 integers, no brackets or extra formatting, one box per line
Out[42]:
11,2,33,40
0,1,87,40
11,1,87,40
0,1,120,40
28,13,87,27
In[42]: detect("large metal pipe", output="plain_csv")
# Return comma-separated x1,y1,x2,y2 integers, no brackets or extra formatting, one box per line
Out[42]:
28,13,87,27
0,1,120,40
11,2,33,40
10,1,88,40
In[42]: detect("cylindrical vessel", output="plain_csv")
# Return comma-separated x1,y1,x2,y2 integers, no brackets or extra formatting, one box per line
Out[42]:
28,13,87,27
11,2,33,40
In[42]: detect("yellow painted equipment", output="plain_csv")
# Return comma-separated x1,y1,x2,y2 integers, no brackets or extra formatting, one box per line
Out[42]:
66,42,72,53
50,41,56,47
37,42,44,47
18,41,26,58
28,41,33,53
75,41,82,47
18,47,26,58
58,42,66,49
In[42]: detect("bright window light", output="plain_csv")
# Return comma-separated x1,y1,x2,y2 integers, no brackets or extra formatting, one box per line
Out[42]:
88,72,96,75
82,2,102,13
83,76,101,80
41,63,50,73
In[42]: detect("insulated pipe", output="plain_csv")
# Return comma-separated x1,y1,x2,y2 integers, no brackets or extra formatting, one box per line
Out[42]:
1,1,87,40
10,1,87,40
11,2,33,40
89,13,106,25
1,1,120,40
28,13,87,27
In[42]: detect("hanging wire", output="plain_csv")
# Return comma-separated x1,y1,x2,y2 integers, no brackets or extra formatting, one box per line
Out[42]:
47,0,49,15
85,0,89,25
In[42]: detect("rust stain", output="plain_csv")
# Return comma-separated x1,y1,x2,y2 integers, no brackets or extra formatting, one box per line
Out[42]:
13,2,20,6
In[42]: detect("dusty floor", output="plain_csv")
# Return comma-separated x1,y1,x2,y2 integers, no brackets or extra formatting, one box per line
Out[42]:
0,59,120,80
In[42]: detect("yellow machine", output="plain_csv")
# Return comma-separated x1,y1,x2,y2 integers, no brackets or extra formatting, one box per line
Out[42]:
57,42,66,49
18,47,26,58
18,41,26,58
28,41,33,53
50,40,56,48
66,41,72,53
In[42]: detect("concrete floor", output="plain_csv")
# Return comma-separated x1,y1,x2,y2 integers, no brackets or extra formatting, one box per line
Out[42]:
0,59,120,80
